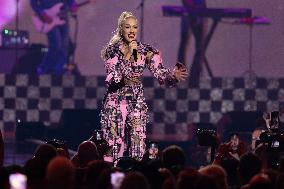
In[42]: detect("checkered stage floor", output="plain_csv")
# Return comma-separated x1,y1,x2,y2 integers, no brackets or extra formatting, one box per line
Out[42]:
0,74,284,140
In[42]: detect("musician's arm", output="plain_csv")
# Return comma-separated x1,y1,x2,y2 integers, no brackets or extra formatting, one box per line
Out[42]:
30,0,54,24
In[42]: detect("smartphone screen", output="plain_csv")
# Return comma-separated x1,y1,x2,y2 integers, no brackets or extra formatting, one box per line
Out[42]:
9,173,27,189
96,131,102,141
175,62,186,69
270,111,279,128
149,142,158,159
271,140,280,148
111,172,125,189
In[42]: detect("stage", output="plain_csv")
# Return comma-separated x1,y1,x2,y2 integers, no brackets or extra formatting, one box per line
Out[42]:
0,74,282,139
0,74,282,166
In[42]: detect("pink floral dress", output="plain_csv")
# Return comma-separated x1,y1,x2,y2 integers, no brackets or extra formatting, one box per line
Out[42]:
100,41,178,160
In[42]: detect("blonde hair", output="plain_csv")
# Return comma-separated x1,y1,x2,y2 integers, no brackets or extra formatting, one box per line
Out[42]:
101,11,137,60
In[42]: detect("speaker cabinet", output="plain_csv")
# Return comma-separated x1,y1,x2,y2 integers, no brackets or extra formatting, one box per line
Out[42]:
0,44,45,73
15,121,45,141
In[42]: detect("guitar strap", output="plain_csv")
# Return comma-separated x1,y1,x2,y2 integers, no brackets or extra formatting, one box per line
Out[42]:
33,0,68,10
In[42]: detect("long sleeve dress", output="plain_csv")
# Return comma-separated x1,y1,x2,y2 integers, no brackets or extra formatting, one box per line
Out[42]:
100,41,178,160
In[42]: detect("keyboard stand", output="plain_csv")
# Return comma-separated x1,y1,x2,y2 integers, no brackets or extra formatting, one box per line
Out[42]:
202,17,221,77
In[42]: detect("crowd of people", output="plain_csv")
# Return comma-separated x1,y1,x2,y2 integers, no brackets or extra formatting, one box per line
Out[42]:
1,132,284,189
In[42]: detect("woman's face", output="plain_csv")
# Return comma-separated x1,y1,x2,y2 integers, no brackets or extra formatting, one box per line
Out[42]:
121,17,138,43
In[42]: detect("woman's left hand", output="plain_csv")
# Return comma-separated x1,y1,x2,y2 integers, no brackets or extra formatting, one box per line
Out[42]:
173,66,188,81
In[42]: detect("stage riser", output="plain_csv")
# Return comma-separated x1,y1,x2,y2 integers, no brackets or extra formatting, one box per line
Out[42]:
0,75,283,139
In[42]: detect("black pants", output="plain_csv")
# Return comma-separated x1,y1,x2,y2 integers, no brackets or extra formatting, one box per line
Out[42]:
177,15,207,85
38,24,70,74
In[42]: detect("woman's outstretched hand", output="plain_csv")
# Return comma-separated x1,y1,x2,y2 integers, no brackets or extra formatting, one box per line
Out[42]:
173,64,188,81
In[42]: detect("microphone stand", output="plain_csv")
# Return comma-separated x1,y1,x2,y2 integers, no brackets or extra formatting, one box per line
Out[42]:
15,0,20,74
136,0,146,42
12,0,20,164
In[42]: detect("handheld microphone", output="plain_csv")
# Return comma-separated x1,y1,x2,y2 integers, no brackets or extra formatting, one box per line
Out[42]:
130,40,138,62
133,49,138,62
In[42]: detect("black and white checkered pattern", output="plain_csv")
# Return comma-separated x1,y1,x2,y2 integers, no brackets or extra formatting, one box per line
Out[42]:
1,74,283,138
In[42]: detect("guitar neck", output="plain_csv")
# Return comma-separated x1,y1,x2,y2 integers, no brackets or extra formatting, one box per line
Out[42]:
77,0,90,8
58,1,90,17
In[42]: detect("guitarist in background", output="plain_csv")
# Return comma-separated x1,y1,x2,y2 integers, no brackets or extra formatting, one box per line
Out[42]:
30,0,78,74
178,0,207,86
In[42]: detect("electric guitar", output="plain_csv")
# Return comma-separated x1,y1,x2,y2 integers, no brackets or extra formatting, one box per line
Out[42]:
32,0,92,33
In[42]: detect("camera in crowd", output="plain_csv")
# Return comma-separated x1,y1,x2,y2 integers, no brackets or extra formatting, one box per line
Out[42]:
89,130,110,158
197,128,218,147
257,111,284,151
46,139,67,149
